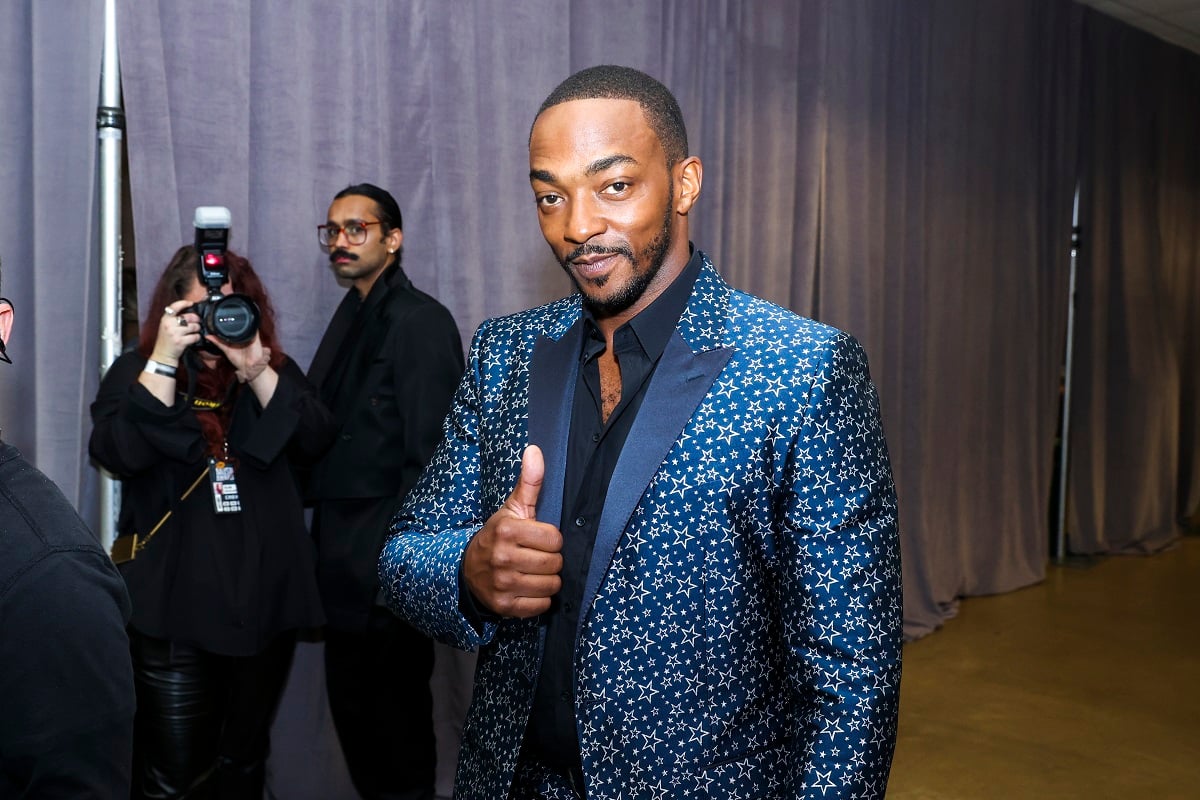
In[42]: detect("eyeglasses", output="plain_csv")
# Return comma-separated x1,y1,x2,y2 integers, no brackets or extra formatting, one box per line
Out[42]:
317,220,383,248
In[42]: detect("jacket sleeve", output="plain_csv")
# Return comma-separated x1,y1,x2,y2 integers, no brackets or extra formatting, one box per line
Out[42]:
778,332,903,797
236,355,338,469
378,320,498,651
88,352,205,476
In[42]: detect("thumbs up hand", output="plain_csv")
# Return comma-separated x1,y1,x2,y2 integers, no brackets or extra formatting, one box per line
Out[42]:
503,442,545,520
463,445,563,618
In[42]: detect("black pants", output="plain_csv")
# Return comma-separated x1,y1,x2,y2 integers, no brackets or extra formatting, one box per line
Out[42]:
129,629,296,800
324,608,436,800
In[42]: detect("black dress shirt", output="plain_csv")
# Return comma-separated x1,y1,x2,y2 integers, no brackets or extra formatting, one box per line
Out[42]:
524,247,703,776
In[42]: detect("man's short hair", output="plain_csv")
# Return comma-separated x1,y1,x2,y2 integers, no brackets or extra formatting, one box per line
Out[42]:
534,65,689,166
334,183,403,232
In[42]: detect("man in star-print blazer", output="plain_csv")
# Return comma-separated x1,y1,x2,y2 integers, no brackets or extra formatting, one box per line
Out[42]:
380,65,902,799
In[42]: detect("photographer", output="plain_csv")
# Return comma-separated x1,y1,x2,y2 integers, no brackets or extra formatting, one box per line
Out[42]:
89,244,335,799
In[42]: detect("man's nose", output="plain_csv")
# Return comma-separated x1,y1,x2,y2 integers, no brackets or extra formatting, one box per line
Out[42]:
564,195,605,244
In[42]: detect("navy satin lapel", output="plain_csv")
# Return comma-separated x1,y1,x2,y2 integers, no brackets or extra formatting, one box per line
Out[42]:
578,332,733,635
527,326,581,528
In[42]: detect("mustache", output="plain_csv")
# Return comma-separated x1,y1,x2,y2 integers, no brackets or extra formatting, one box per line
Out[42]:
562,243,634,265
330,249,357,263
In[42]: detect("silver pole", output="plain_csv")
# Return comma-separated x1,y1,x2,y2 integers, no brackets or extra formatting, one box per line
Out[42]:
97,0,123,553
1054,183,1080,564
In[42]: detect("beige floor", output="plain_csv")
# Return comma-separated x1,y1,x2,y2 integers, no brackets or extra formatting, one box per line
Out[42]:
888,536,1200,799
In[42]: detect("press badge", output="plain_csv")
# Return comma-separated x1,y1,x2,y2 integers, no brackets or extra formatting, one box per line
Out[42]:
208,457,242,514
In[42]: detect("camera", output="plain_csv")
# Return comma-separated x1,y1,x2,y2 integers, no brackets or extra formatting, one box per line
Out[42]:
186,206,260,352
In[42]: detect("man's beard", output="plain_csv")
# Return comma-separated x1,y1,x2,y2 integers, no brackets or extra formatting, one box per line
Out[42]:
559,183,674,318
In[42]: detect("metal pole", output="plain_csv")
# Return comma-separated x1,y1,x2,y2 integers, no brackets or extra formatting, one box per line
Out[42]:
1054,183,1080,564
97,0,123,553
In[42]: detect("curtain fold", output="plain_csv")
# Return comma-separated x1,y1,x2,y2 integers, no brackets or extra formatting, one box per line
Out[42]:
814,0,1082,635
0,1,105,516
1070,10,1200,555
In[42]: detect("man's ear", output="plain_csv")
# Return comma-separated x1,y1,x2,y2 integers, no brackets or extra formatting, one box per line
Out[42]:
0,300,13,347
673,156,703,216
386,228,404,255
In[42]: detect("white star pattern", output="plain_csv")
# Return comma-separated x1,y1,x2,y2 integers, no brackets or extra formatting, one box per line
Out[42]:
379,254,902,799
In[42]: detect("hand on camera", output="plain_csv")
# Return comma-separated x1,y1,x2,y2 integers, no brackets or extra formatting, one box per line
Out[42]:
150,299,201,366
210,334,272,384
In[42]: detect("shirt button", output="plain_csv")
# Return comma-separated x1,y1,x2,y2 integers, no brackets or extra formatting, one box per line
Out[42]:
340,433,352,441
563,601,573,614
560,690,571,702
591,432,600,443
575,516,586,528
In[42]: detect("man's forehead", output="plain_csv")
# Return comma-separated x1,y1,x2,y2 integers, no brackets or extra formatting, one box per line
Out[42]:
530,98,660,165
327,194,376,220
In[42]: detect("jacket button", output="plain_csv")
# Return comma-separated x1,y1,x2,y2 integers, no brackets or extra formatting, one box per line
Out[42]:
340,433,352,441
575,516,586,528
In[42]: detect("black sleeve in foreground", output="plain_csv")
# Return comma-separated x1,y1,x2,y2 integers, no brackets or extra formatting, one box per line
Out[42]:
0,550,135,798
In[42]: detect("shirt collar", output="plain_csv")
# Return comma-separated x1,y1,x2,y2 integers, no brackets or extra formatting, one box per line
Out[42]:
580,244,702,363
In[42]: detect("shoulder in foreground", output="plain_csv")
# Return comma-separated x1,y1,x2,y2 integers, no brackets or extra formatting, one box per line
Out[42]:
0,449,106,572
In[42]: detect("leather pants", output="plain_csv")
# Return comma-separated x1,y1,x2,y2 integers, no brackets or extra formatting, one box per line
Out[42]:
129,629,296,800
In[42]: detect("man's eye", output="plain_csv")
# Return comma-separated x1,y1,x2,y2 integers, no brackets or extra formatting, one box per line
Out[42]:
345,224,365,236
605,181,629,194
537,195,561,207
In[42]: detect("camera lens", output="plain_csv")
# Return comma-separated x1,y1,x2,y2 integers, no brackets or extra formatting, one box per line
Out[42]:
206,294,260,344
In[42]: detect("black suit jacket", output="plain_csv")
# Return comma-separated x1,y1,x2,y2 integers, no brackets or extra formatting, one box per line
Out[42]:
306,260,463,630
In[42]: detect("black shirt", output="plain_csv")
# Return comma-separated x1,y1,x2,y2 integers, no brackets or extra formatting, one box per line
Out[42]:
524,247,703,774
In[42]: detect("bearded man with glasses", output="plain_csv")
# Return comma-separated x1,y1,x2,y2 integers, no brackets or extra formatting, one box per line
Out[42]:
307,183,464,800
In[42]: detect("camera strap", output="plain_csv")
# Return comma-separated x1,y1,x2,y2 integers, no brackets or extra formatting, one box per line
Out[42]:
110,467,209,564
178,348,203,411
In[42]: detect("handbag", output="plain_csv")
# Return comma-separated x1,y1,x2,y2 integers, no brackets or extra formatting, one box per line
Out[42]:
110,467,208,564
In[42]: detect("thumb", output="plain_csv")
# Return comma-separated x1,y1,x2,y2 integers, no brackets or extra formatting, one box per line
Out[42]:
506,444,544,519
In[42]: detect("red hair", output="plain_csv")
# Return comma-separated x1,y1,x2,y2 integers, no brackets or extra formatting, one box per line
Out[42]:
138,245,285,456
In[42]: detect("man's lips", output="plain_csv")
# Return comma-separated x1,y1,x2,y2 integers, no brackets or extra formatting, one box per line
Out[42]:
565,245,632,279
571,253,620,279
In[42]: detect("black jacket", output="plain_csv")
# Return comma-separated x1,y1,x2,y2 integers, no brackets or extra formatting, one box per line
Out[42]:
306,261,463,630
0,440,135,797
89,352,336,655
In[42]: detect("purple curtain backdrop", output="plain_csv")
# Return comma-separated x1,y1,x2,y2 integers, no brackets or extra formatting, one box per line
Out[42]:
0,1,104,504
1070,11,1200,555
0,0,1193,797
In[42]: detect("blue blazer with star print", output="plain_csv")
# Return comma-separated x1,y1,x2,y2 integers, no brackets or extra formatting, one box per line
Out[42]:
380,252,903,799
